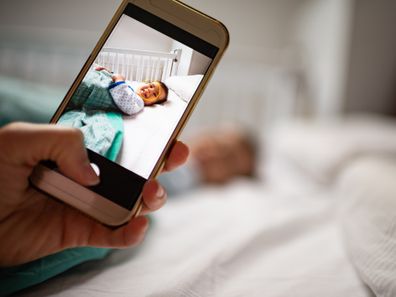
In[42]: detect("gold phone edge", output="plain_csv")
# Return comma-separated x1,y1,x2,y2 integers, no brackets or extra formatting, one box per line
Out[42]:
47,0,229,221
148,1,229,181
50,0,129,123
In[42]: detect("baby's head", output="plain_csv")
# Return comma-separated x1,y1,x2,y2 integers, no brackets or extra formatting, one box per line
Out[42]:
137,81,169,106
190,127,257,184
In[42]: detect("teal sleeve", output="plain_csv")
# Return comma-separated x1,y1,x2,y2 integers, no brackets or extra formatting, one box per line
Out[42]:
0,248,111,297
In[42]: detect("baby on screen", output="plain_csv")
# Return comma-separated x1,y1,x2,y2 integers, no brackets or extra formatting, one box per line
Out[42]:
68,66,169,115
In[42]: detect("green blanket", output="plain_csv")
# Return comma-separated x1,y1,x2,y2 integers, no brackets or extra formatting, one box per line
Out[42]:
58,110,124,161
68,70,120,113
0,248,111,296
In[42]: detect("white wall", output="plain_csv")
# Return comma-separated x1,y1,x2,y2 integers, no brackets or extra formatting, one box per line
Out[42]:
181,0,315,136
169,41,211,76
183,0,354,121
171,41,193,76
344,0,396,115
0,0,121,87
184,0,302,64
188,51,212,75
292,0,354,117
105,15,172,52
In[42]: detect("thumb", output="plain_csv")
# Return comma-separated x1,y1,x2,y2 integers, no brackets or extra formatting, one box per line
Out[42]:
0,122,99,186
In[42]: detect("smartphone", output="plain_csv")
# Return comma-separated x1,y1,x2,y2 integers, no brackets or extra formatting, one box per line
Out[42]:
30,0,229,226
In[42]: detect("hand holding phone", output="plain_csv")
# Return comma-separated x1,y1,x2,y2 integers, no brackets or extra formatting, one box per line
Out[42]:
30,0,229,226
0,122,188,266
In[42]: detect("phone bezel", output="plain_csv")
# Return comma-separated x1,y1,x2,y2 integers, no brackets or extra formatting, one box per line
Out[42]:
31,0,229,226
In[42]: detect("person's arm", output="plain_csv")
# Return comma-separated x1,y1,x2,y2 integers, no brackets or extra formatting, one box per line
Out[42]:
95,66,112,73
111,73,125,82
108,81,144,115
0,122,188,266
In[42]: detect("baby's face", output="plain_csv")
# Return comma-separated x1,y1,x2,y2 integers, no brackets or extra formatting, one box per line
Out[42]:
137,82,165,105
191,130,254,184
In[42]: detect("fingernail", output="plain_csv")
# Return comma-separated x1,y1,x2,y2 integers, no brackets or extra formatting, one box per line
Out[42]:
156,184,165,199
83,163,100,185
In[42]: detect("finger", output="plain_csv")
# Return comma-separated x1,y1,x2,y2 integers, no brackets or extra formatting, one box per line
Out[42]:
0,122,99,186
162,141,189,172
79,216,149,248
140,179,167,216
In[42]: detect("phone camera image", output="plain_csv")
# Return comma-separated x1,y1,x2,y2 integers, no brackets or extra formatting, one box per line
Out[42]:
29,0,228,225
54,3,218,209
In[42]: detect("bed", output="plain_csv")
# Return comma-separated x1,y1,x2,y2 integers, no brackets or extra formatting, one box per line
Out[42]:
117,74,202,179
16,182,369,297
94,47,203,178
3,44,396,296
17,114,396,297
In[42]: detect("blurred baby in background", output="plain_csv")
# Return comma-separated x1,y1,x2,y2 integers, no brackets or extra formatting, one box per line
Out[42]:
159,126,258,196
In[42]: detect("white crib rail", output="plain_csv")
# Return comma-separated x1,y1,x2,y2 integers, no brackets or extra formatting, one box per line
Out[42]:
95,48,181,82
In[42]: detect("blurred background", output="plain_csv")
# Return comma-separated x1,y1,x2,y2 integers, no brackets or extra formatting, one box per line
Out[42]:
1,0,396,174
1,0,396,128
2,2,396,295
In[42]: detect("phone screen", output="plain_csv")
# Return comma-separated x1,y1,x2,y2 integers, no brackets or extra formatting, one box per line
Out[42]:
55,3,218,210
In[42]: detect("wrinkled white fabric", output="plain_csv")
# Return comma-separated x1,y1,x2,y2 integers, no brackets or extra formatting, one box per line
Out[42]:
338,156,396,297
19,180,369,297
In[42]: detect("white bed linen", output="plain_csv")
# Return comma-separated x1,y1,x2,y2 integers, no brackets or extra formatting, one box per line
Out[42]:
18,181,370,297
338,156,396,297
265,115,396,185
20,115,396,297
118,88,187,178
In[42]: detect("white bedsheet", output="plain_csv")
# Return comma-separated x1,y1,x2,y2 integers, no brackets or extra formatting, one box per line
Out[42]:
19,180,371,297
21,115,396,297
119,88,187,179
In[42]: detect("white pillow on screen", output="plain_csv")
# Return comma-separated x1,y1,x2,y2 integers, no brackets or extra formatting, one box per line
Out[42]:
164,75,203,103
